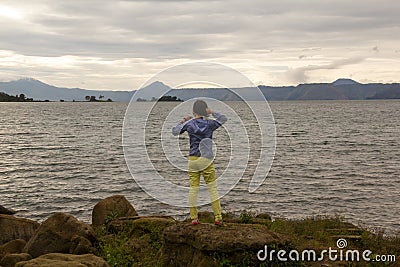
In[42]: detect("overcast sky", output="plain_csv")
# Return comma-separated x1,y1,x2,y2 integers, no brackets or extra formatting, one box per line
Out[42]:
0,0,399,90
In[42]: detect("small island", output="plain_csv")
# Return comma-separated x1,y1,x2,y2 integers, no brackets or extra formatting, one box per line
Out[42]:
84,95,113,102
136,95,183,102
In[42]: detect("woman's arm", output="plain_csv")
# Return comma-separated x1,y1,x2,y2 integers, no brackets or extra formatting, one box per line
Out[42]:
171,115,192,136
206,108,227,125
212,112,227,125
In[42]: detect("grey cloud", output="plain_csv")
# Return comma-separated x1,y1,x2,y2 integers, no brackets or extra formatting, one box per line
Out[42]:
302,47,321,51
286,57,365,84
2,0,399,58
2,2,245,58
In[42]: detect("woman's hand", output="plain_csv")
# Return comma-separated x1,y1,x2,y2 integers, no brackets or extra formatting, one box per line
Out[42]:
180,115,192,124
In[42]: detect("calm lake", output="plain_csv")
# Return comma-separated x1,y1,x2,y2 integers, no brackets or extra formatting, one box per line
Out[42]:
0,100,399,234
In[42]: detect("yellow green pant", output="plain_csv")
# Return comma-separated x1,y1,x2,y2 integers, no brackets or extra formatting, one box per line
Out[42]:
188,156,222,222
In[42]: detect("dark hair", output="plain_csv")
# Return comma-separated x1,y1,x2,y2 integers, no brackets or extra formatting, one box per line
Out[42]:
193,100,208,116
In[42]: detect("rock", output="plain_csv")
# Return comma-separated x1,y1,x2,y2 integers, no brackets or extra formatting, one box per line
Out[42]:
0,253,32,267
92,195,138,227
0,205,16,215
197,211,214,223
163,223,291,266
0,215,39,245
15,253,109,267
69,235,96,255
24,213,96,258
0,239,26,258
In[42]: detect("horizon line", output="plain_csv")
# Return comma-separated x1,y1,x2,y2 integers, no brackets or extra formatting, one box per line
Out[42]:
2,77,400,92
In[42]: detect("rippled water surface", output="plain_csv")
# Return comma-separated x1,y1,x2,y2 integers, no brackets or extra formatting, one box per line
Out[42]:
0,101,399,234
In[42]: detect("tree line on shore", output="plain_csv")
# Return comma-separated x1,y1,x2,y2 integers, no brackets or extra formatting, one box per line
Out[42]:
0,92,33,102
0,91,113,102
136,95,183,102
84,95,113,102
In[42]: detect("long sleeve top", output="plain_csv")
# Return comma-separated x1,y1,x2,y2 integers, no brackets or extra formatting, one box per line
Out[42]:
172,112,227,159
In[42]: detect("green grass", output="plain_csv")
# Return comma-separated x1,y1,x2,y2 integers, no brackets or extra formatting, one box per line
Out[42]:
96,226,134,267
105,211,119,225
95,218,173,267
239,210,256,224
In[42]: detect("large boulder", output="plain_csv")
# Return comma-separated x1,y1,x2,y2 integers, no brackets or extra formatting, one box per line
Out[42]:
163,223,291,267
0,253,32,267
92,195,137,227
15,253,109,267
24,213,96,258
0,215,39,245
0,205,16,215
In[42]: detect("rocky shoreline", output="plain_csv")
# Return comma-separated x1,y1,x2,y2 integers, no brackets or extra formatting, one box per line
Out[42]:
1,196,399,267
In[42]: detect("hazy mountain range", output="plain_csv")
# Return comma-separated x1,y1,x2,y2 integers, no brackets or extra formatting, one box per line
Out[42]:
0,77,399,102
0,78,133,102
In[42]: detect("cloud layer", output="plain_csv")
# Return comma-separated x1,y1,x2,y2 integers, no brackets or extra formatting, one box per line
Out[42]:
0,0,399,89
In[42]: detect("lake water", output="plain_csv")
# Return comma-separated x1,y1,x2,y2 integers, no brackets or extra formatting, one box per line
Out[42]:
0,100,399,234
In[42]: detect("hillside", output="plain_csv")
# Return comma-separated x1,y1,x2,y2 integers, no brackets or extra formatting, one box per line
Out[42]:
368,84,400,99
170,80,394,101
0,78,134,102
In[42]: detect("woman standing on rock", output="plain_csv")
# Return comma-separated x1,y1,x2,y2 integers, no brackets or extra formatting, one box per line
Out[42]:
172,100,227,226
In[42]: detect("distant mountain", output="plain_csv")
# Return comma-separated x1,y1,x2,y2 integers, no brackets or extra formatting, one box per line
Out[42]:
133,81,172,101
286,83,347,100
257,81,397,101
258,86,296,101
0,77,399,102
169,81,395,101
332,78,360,86
167,88,241,101
368,84,400,99
0,78,133,101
